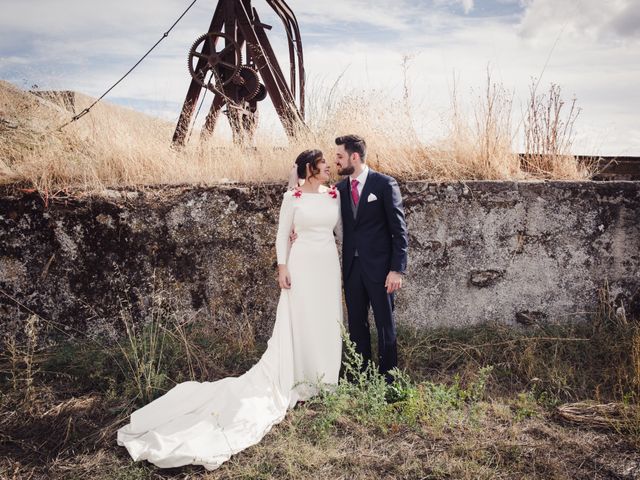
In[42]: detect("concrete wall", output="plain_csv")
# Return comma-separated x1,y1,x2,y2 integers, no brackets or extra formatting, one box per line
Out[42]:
1,181,638,343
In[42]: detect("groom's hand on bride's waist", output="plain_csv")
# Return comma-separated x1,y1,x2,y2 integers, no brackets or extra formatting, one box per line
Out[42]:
385,271,403,294
289,228,298,245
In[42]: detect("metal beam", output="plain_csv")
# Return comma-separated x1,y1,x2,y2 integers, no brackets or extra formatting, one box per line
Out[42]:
172,3,225,145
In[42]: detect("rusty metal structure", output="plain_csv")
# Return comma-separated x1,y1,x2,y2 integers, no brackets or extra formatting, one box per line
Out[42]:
172,0,305,145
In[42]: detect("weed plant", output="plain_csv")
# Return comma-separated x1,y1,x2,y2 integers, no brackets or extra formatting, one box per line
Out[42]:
302,330,494,441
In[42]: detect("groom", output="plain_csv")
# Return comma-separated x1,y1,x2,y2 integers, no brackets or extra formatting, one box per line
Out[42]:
334,134,408,382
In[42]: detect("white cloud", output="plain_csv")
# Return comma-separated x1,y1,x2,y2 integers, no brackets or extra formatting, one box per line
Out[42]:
610,1,640,38
462,0,475,14
434,0,475,14
518,0,640,42
286,0,419,31
0,56,29,68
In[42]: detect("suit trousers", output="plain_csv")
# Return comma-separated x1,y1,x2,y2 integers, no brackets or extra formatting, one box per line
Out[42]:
344,257,398,381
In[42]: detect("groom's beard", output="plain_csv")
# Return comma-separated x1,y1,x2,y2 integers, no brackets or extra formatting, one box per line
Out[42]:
338,166,355,176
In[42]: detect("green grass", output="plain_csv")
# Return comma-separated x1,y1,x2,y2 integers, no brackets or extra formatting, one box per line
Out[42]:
300,331,494,443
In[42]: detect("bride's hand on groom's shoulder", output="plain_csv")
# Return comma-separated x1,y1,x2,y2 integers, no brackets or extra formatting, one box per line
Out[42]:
278,264,292,289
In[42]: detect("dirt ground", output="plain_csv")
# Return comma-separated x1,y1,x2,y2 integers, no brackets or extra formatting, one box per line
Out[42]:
2,366,639,479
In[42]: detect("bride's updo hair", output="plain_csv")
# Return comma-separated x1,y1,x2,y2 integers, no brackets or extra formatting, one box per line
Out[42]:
295,149,323,179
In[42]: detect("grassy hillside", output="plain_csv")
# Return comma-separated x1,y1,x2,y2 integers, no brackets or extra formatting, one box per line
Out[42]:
0,79,593,193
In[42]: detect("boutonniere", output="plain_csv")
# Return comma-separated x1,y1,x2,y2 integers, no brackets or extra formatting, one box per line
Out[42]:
293,188,302,198
328,185,337,199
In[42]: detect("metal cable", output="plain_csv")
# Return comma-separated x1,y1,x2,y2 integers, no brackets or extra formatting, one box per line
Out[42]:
188,71,211,142
55,0,199,132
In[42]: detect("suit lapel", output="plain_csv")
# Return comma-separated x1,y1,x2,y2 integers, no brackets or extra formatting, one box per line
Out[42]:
337,179,353,227
355,170,375,226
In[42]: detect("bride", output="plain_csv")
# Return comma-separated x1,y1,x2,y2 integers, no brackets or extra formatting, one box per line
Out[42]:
117,149,344,470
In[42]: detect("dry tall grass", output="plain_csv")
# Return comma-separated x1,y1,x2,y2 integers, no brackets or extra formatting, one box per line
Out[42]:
432,72,521,179
522,80,588,178
0,75,593,193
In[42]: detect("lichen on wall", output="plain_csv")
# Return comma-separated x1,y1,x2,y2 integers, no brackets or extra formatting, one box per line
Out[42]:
1,180,638,344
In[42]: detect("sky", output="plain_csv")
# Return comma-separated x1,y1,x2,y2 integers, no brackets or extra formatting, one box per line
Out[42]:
1,0,638,155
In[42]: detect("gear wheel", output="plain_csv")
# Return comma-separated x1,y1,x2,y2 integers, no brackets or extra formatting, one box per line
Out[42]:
254,83,267,102
232,66,261,101
188,31,242,94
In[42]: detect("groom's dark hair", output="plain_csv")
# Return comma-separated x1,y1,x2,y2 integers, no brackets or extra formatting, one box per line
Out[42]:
335,134,367,162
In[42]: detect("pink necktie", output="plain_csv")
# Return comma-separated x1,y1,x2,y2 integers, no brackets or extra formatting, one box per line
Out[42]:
351,179,360,206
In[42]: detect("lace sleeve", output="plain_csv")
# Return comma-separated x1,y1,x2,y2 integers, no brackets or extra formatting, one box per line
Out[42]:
275,191,294,265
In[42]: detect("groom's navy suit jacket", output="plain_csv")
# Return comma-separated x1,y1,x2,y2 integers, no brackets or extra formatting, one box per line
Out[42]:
336,170,408,283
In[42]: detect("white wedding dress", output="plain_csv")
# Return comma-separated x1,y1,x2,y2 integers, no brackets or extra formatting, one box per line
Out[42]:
117,187,343,470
